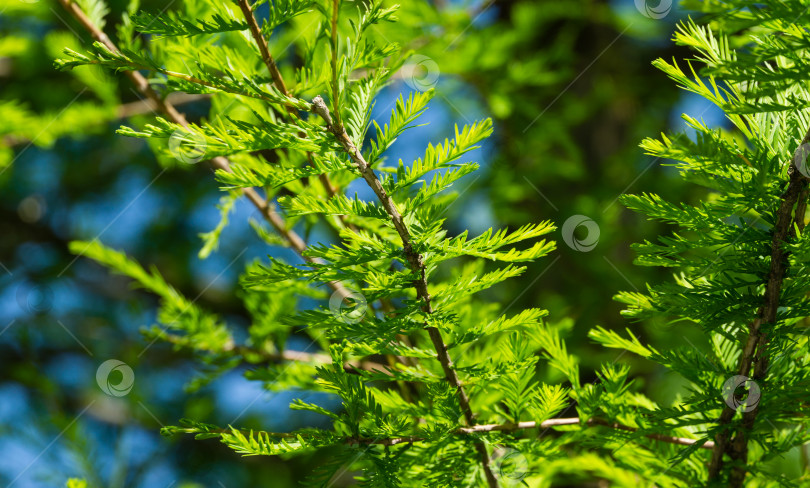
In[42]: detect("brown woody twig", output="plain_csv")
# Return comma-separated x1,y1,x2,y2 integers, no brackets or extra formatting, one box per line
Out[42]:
205,416,715,450
708,133,810,485
311,92,501,487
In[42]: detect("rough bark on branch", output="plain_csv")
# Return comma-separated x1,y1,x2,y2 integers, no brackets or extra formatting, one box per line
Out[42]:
709,140,809,486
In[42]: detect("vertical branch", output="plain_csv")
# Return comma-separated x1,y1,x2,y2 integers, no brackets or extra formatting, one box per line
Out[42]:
235,0,289,98
235,0,341,198
708,146,810,485
310,96,501,488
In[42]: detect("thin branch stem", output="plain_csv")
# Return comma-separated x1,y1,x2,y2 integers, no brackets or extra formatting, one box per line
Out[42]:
156,331,390,374
202,417,715,450
3,93,211,147
116,92,210,119
310,94,500,488
367,417,716,449
235,0,289,99
233,345,389,374
104,59,281,106
236,0,345,202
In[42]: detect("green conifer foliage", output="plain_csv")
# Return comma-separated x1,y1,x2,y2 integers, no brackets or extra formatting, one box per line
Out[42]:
47,0,810,486
53,1,566,485
593,2,810,486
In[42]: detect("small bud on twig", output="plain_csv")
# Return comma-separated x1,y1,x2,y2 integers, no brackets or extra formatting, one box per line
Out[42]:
311,95,333,129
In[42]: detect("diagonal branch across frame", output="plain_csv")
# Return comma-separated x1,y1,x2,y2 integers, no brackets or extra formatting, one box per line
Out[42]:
310,93,502,488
